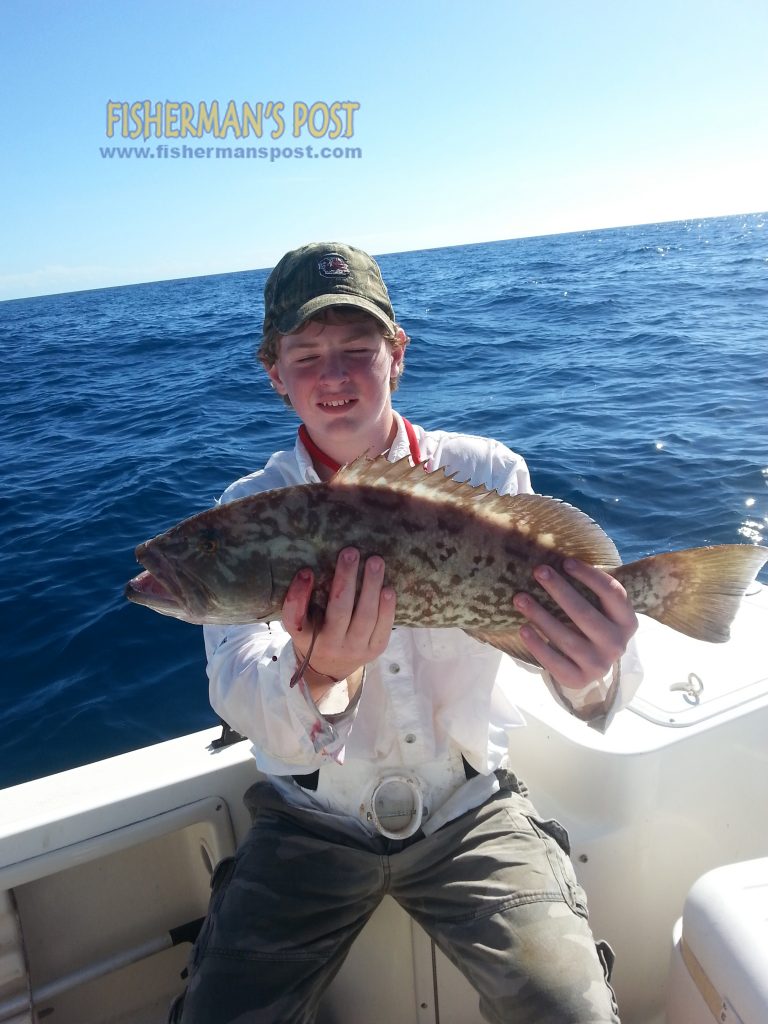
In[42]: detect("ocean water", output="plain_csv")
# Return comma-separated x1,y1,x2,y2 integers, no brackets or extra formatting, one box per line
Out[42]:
1,213,766,789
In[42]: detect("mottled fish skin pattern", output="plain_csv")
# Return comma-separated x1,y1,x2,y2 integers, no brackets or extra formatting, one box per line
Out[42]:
130,456,621,634
264,482,602,631
127,455,768,657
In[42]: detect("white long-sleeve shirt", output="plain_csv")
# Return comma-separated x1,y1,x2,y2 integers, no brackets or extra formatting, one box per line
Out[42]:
204,414,642,832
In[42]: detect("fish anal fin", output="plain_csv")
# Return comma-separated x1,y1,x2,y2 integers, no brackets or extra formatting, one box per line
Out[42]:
464,627,541,667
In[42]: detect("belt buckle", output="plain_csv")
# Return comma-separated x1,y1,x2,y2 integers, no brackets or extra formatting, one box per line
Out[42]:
366,774,424,839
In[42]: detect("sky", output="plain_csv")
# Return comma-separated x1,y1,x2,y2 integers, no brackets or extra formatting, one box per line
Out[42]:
2,0,767,301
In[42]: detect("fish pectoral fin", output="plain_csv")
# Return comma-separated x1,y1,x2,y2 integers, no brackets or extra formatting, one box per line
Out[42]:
463,628,541,667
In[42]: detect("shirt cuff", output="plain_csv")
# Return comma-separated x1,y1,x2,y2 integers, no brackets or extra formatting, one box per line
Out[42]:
541,637,644,732
280,650,364,763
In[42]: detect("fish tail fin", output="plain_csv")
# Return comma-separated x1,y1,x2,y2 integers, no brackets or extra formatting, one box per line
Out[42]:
611,545,768,642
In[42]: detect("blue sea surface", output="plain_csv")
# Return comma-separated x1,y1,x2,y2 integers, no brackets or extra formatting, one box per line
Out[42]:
1,213,766,789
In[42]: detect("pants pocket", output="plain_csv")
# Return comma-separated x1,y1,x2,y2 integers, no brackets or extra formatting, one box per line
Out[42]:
526,815,589,918
595,938,621,1017
595,939,615,981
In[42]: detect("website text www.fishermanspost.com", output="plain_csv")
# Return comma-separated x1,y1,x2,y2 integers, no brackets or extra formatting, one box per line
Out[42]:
100,99,363,162
99,143,362,161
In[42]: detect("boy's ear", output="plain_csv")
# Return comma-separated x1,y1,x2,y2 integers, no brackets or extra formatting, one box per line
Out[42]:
266,363,289,396
391,330,407,374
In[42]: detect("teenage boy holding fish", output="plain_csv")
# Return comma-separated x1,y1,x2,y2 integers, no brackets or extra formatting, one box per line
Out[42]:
173,242,642,1023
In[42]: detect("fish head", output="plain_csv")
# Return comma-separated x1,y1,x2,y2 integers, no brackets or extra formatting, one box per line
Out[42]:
125,506,275,625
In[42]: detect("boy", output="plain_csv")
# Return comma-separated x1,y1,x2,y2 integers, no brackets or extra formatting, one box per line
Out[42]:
175,242,640,1023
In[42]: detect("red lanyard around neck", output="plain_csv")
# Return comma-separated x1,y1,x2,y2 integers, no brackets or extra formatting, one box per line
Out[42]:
298,417,421,474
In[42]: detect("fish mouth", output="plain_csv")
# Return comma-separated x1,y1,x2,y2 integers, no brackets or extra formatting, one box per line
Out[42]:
125,542,211,623
124,569,185,617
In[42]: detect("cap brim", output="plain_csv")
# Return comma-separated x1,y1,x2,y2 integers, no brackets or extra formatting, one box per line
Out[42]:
274,294,396,335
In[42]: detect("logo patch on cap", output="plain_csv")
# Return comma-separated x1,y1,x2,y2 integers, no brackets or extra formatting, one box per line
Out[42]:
318,253,351,278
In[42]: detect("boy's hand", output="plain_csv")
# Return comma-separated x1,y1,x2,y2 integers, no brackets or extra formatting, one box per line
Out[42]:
513,559,638,688
282,547,396,686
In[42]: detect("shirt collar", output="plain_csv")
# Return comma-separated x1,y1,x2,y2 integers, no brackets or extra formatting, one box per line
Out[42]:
295,432,321,483
294,410,408,483
386,411,411,461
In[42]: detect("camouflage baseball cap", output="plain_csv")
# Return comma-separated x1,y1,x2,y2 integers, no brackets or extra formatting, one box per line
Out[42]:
262,242,396,337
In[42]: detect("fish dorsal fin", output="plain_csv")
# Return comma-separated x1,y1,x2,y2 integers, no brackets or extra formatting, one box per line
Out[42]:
332,453,433,488
492,491,622,566
331,455,621,568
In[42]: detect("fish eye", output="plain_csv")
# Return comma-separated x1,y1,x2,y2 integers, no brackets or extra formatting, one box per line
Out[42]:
197,529,218,554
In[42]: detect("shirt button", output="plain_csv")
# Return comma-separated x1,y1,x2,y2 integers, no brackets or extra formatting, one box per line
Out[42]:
404,734,416,744
389,663,400,674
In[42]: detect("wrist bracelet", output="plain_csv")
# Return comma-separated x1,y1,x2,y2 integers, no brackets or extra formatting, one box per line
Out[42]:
290,641,343,686
306,662,343,685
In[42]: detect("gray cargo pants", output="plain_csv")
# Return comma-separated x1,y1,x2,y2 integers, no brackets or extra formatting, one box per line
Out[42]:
172,775,619,1023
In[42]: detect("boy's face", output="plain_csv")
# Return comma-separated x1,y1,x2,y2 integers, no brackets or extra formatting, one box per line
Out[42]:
266,316,404,453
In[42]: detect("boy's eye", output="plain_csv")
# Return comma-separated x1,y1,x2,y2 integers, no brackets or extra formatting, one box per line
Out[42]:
292,348,371,364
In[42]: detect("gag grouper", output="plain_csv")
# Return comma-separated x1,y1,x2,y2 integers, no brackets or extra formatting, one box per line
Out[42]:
126,454,768,681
